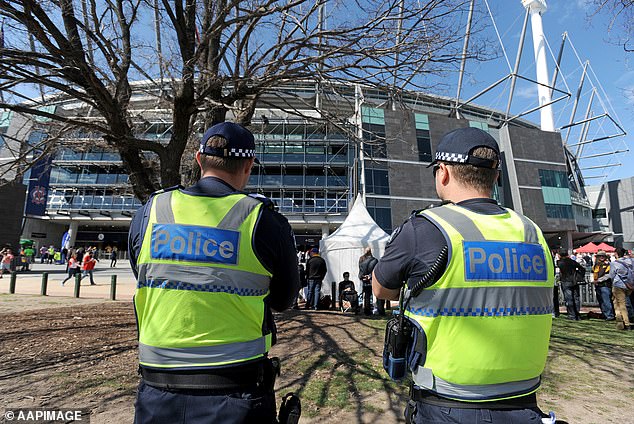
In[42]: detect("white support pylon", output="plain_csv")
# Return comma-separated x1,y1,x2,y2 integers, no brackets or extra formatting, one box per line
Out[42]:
522,0,555,132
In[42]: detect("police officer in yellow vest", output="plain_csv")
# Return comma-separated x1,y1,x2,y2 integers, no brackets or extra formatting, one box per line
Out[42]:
372,127,554,423
128,122,300,423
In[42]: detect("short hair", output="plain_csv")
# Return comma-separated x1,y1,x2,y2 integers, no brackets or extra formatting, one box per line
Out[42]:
559,249,569,257
449,147,499,193
199,135,250,173
343,272,350,277
616,247,627,257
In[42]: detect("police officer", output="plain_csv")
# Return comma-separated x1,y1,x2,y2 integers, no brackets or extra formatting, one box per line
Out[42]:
372,127,554,423
128,122,300,423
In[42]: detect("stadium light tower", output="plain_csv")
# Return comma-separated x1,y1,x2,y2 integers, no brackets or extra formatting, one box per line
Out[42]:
522,0,555,131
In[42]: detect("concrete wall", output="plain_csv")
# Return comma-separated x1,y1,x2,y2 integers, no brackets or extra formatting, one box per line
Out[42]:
0,182,27,249
22,218,68,251
379,111,577,234
0,113,33,181
504,126,575,232
383,110,470,229
606,178,634,248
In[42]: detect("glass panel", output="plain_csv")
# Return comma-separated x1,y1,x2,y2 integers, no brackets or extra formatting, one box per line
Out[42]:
101,152,121,161
77,171,97,185
84,149,103,161
97,172,117,184
284,142,304,162
415,113,429,130
102,196,114,208
261,175,282,186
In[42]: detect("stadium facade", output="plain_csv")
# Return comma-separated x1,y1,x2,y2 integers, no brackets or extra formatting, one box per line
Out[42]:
0,81,591,252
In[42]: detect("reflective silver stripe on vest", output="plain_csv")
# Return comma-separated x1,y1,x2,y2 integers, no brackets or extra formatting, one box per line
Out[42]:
154,191,175,224
217,196,261,230
137,263,270,295
407,286,553,317
412,366,541,401
422,206,485,241
138,337,267,367
512,211,539,244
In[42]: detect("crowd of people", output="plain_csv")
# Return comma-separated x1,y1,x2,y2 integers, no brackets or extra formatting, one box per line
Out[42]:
293,246,385,315
0,243,121,288
554,247,634,330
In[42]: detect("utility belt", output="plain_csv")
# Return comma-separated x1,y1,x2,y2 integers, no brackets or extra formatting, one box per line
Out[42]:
409,385,538,410
140,357,280,392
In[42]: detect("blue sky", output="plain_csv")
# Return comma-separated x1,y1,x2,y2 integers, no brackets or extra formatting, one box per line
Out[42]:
453,1,633,185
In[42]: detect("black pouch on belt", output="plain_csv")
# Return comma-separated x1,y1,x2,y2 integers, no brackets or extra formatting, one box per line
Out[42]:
263,356,281,393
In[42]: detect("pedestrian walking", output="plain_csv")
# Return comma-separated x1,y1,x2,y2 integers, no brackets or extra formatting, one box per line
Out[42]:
60,253,80,286
110,248,117,268
80,251,97,285
0,248,14,278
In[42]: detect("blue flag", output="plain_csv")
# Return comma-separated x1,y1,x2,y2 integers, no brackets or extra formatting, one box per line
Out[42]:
25,155,53,216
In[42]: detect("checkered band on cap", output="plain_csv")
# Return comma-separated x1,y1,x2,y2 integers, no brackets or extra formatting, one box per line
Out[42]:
435,151,468,163
229,148,256,158
198,146,257,158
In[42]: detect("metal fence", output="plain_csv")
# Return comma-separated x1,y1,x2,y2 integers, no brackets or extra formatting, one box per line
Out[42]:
556,268,599,307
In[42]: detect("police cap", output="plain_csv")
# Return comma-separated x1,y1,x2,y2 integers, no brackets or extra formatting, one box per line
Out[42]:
428,127,500,169
200,122,260,164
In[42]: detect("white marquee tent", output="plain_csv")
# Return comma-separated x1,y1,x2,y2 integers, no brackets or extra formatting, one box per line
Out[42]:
319,194,391,296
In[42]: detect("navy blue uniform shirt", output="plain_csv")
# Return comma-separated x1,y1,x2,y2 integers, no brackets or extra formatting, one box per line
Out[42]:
374,198,506,290
128,176,300,313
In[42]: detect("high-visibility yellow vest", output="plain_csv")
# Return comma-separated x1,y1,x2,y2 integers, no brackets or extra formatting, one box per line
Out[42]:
134,190,273,370
406,204,554,402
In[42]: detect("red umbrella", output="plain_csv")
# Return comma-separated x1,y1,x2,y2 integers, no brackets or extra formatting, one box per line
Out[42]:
575,242,598,253
595,242,615,252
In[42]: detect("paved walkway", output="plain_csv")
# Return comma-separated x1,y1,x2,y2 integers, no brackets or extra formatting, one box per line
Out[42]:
0,261,137,301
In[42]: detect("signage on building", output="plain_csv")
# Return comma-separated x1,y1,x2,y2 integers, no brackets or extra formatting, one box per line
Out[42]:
31,232,47,239
25,155,53,216
98,233,105,241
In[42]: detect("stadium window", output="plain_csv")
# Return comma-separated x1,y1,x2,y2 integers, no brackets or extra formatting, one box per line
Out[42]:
366,197,392,233
469,121,489,132
544,204,574,220
365,169,389,195
414,114,432,162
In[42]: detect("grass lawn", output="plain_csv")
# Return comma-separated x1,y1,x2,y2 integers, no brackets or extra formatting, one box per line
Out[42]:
272,310,634,423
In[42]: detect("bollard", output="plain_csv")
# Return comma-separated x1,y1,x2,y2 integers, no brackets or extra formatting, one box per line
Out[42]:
74,273,81,298
331,281,337,310
9,272,17,294
110,275,117,301
41,272,48,296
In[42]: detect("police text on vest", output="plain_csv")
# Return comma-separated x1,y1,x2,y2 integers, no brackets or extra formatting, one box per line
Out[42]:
463,241,547,281
150,224,240,265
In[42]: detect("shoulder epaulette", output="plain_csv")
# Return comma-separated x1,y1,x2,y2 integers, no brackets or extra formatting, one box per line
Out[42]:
151,185,183,196
248,192,275,210
144,185,183,204
411,200,453,218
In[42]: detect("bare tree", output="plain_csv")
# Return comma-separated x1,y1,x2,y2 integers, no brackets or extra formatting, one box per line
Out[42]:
588,0,633,52
0,0,487,201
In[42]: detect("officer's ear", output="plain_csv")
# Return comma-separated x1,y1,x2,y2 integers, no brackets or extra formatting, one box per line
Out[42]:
195,151,203,171
244,158,255,175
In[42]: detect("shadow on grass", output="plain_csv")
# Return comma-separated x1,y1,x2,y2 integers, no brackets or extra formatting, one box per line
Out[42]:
273,309,407,423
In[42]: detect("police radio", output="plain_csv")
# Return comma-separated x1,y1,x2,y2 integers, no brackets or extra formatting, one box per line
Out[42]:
382,245,448,381
382,287,412,380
